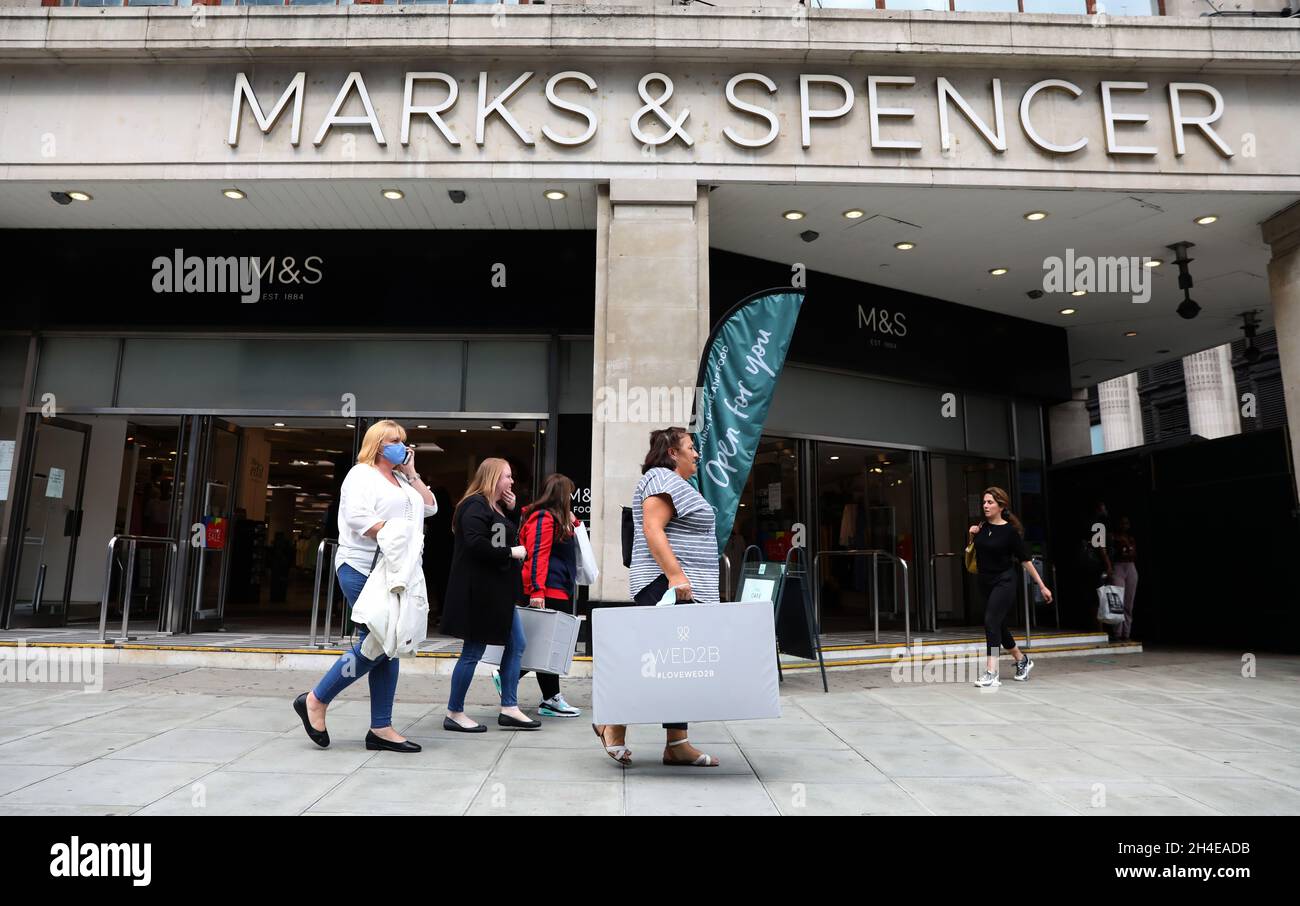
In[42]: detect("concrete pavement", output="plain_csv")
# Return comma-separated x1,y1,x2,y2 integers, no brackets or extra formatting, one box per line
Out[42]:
0,648,1296,816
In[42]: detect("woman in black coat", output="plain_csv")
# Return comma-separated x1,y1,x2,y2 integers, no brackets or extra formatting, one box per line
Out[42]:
441,458,541,732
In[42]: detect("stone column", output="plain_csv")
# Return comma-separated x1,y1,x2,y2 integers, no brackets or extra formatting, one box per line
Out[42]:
1262,202,1300,488
1048,387,1092,463
1098,373,1144,452
1182,344,1241,440
589,179,710,603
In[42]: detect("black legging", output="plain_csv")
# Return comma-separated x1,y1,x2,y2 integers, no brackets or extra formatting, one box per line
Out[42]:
634,574,688,731
519,669,560,700
980,568,1019,657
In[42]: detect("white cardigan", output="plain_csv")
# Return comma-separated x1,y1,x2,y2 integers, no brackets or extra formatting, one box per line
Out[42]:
349,515,429,659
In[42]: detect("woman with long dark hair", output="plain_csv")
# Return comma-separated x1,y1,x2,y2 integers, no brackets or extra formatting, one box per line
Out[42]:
968,486,1052,687
498,472,583,718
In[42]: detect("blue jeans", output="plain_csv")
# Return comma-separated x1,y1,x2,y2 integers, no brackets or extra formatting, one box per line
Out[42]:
448,608,525,712
311,563,400,729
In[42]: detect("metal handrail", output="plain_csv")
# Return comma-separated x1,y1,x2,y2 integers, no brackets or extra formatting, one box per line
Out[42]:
812,548,911,651
1020,557,1061,638
733,544,763,602
99,534,179,643
928,552,963,634
719,553,731,603
779,544,828,692
309,539,342,648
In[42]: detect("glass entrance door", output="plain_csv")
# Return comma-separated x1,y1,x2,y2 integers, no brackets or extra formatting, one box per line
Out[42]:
814,443,918,636
928,454,1012,627
2,416,92,628
188,418,242,629
729,436,802,601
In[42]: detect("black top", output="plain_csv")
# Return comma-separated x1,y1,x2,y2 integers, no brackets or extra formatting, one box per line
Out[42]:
973,521,1031,579
439,494,523,646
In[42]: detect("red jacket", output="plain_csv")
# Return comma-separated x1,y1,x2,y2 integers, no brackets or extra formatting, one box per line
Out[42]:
519,510,580,602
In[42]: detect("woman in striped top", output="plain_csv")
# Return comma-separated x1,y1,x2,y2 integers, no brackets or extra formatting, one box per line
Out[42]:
593,426,720,768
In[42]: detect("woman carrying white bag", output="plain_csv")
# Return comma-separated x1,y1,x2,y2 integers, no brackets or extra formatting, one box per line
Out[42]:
293,420,436,754
505,473,592,718
593,427,720,769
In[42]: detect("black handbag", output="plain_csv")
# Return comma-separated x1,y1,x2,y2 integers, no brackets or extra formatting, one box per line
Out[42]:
621,506,634,568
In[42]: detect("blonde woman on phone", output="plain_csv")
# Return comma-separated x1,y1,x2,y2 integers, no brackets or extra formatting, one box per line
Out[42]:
293,419,435,753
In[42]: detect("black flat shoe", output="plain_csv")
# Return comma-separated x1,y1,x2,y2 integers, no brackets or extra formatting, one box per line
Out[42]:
498,713,541,730
443,716,487,734
365,730,422,753
293,693,330,749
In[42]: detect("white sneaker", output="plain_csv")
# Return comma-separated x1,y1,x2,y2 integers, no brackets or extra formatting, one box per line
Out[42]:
1013,656,1034,682
538,694,581,718
974,670,1001,688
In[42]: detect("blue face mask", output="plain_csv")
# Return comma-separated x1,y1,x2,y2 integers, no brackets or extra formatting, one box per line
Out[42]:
381,443,408,466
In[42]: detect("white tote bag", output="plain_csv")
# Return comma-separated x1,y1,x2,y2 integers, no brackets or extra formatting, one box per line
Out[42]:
574,522,600,586
1096,583,1126,624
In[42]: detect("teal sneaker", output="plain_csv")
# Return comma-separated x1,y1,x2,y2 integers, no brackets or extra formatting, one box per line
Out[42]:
538,694,581,718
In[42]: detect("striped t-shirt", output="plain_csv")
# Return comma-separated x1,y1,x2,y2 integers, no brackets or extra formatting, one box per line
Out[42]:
629,467,719,605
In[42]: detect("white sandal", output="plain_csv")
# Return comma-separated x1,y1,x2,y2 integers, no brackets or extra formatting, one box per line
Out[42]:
593,724,631,766
664,737,718,767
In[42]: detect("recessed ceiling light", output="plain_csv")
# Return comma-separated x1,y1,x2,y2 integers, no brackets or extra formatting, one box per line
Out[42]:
1071,290,1087,297
417,424,427,429
273,422,285,427
1024,211,1048,221
1059,308,1076,315
544,189,567,201
843,209,865,220
989,267,1009,276
830,456,840,461
381,189,404,201
1124,331,1138,337
782,210,806,221
894,242,916,251
540,429,546,434
1194,215,1218,226
1144,258,1163,268
67,191,93,202
460,429,468,433
222,189,245,200
491,425,502,430
346,423,355,428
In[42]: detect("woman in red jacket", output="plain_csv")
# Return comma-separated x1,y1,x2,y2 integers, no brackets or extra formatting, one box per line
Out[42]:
496,472,583,718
